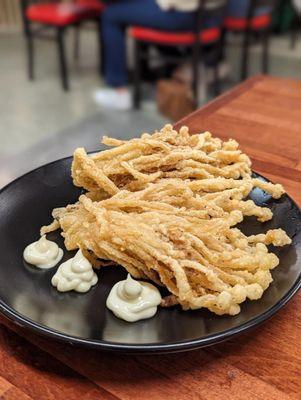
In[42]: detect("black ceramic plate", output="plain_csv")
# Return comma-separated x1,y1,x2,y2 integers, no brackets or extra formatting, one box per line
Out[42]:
0,156,300,354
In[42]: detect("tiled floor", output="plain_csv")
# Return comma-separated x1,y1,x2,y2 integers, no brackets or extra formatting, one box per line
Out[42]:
0,29,168,186
0,28,301,187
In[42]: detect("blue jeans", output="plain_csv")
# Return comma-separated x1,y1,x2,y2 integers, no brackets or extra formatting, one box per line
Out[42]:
102,0,271,87
102,0,198,87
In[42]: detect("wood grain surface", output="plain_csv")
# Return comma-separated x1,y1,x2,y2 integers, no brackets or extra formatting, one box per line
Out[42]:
0,75,300,400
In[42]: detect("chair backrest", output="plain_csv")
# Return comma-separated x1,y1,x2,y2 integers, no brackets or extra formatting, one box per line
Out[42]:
195,0,228,34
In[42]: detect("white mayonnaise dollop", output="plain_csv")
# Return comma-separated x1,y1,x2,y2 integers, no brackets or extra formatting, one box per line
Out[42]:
106,274,162,322
23,235,63,269
51,249,98,293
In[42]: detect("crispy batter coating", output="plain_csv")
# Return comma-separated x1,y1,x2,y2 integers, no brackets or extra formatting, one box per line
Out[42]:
41,125,292,315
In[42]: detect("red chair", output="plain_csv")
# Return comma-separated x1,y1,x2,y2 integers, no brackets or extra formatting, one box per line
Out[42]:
224,0,277,80
76,0,104,12
20,0,105,91
129,0,227,109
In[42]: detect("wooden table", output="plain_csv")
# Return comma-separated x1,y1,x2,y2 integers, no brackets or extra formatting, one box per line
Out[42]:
0,75,300,400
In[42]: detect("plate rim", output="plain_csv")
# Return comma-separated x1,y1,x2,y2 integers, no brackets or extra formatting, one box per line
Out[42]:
0,156,300,354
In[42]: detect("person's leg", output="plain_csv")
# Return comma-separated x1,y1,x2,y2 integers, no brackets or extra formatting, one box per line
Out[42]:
102,0,196,87
94,0,141,109
94,0,197,109
101,1,130,87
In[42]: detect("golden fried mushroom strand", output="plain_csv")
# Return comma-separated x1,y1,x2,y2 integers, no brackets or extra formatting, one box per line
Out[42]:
41,124,291,315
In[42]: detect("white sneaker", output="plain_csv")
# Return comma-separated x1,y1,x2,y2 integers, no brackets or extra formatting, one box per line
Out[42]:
93,88,132,111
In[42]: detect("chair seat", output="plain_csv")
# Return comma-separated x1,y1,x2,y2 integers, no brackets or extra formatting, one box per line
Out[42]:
224,14,271,31
26,3,104,26
130,26,221,46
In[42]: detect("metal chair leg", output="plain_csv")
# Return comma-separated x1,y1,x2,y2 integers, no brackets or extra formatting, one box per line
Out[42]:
192,41,200,108
213,63,220,96
73,23,80,61
290,16,298,50
57,27,69,91
220,28,227,61
213,35,223,96
133,40,141,109
21,1,34,81
262,29,269,74
291,29,297,50
96,18,104,76
27,30,34,81
241,29,251,81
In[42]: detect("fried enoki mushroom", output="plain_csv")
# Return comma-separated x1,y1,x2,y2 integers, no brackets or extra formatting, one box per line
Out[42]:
41,125,291,315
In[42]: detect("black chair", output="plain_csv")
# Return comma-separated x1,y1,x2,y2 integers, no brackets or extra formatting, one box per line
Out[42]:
290,0,301,49
129,0,227,109
20,0,104,91
224,0,278,81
